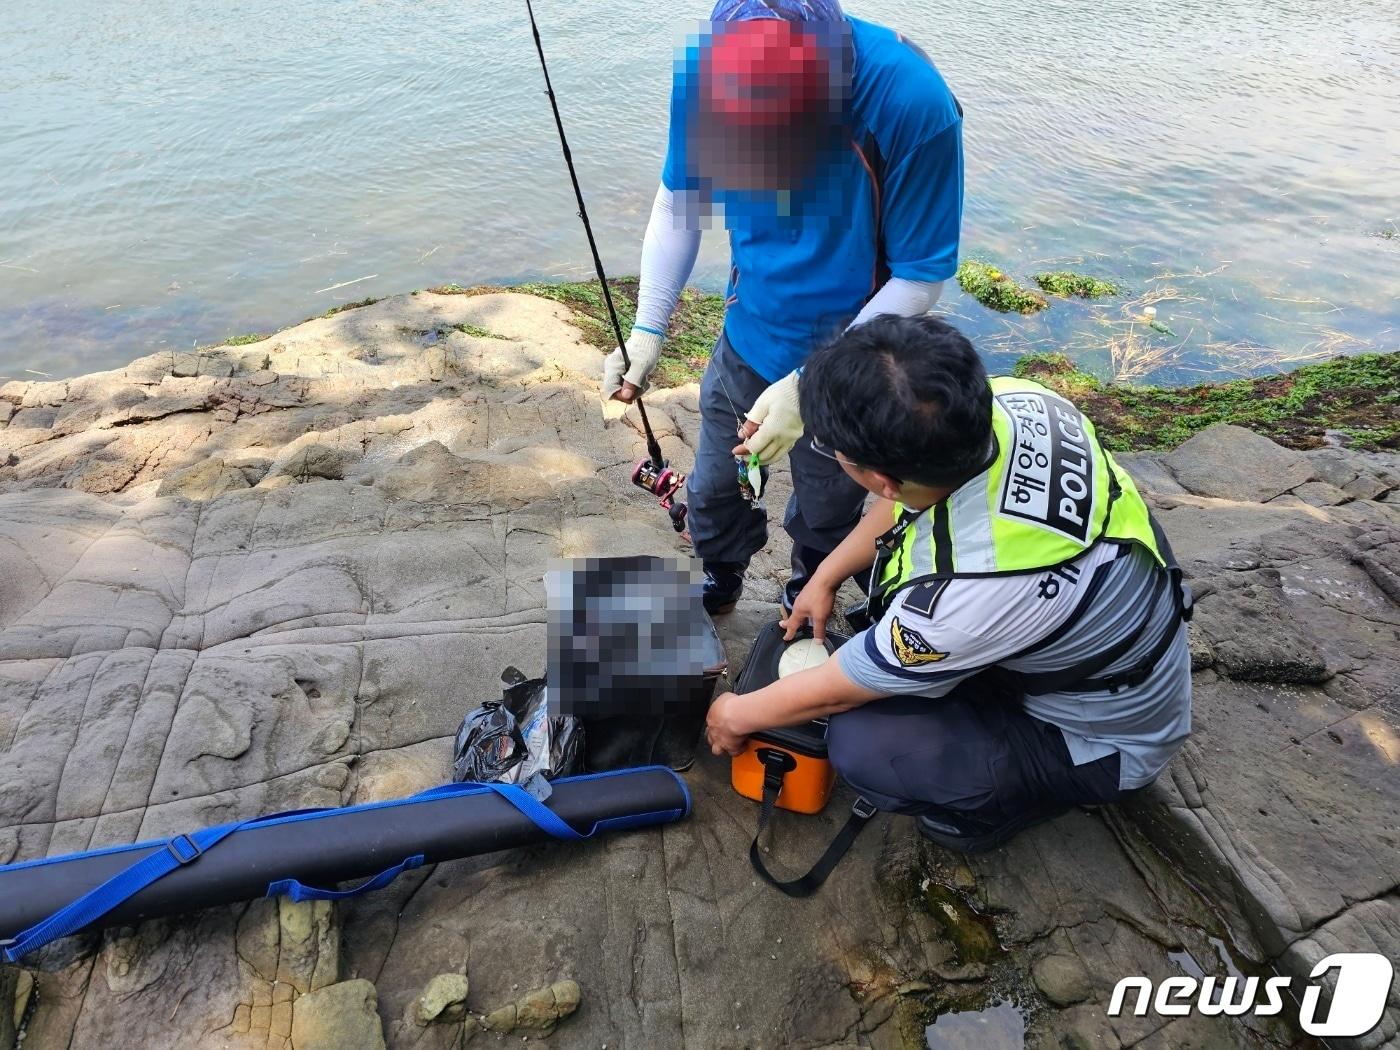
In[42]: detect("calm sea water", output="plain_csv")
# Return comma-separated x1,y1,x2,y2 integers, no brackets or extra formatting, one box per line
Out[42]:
2,0,1397,382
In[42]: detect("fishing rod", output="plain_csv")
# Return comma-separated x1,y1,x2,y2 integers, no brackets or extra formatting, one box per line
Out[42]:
524,0,671,486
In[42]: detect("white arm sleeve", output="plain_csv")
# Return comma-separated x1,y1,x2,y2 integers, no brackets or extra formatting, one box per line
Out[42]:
632,185,702,336
848,276,945,329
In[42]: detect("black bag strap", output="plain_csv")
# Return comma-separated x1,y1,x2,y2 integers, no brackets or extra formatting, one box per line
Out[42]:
1150,514,1194,625
747,749,877,898
1012,516,1195,696
1012,563,1169,695
1066,519,1193,694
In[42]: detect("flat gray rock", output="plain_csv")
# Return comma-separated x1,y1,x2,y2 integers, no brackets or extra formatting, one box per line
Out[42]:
2,295,1396,1049
1112,451,1188,497
1287,480,1352,507
1162,423,1314,502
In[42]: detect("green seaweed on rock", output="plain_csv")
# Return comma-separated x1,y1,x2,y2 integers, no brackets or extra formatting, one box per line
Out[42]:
922,882,1004,966
1014,351,1399,452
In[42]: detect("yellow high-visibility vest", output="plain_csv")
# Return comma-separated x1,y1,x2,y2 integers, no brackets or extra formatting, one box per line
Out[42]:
874,376,1165,603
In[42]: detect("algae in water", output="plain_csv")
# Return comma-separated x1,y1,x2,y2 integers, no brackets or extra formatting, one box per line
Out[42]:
923,881,1004,965
1033,270,1120,299
956,262,1048,314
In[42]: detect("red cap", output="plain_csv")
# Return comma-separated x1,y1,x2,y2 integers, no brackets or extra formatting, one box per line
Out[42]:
701,20,827,128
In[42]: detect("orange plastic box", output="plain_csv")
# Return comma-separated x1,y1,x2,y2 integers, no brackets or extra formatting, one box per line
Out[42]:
729,622,847,814
731,721,836,814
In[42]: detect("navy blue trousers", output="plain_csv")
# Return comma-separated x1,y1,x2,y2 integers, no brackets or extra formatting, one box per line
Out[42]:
687,332,868,570
827,680,1133,825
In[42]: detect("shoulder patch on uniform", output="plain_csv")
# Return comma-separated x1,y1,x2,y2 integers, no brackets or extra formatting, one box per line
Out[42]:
901,578,950,618
889,616,949,667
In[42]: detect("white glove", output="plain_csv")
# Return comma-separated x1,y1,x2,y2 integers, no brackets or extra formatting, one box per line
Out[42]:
601,329,665,401
743,371,804,465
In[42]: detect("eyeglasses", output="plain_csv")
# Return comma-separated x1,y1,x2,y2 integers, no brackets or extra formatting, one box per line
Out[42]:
811,435,904,485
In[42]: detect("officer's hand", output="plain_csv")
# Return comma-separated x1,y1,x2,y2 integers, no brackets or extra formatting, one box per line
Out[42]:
781,578,836,644
705,692,749,757
733,371,802,465
602,329,665,403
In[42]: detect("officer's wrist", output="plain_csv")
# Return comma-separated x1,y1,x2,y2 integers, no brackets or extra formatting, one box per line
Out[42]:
806,562,845,595
725,690,769,738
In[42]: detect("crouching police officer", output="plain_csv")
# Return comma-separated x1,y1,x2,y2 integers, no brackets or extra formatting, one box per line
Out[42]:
705,315,1192,852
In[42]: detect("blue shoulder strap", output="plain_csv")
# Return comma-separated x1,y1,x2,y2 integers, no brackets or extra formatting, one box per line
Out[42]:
266,854,426,902
1,823,244,963
1,780,597,961
484,782,586,839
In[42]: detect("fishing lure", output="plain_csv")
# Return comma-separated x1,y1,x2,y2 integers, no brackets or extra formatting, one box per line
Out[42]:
737,452,764,502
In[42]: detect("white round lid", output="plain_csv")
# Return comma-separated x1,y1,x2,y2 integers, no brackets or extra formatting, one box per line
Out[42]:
778,636,832,679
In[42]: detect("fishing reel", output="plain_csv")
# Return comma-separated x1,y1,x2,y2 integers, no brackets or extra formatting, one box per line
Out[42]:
632,459,689,533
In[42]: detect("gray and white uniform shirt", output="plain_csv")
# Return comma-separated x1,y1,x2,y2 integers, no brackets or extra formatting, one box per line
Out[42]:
838,542,1191,790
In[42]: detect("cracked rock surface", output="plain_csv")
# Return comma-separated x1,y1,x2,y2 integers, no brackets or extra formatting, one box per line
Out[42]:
1,293,1397,1048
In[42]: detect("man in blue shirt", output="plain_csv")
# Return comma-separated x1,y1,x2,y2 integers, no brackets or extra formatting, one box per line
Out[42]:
602,0,964,614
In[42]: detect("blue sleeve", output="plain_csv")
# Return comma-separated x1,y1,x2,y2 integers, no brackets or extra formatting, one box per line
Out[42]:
661,86,684,191
881,121,964,283
661,48,698,192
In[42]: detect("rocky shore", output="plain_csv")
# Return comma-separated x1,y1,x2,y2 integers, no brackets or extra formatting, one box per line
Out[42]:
1,290,1396,1049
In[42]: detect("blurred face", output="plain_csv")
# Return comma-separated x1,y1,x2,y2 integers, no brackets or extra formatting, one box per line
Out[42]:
690,19,848,195
693,113,838,192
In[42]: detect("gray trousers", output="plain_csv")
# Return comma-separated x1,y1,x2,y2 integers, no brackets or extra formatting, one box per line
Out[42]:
687,332,868,570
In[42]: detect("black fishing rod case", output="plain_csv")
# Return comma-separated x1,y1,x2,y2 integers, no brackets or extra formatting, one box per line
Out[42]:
0,767,689,962
547,556,726,771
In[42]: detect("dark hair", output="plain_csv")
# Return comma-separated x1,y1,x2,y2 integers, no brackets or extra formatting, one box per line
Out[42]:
799,315,992,487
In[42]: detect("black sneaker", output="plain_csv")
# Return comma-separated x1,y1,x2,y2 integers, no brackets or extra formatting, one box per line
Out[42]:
780,578,802,618
702,564,745,615
916,808,1062,853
